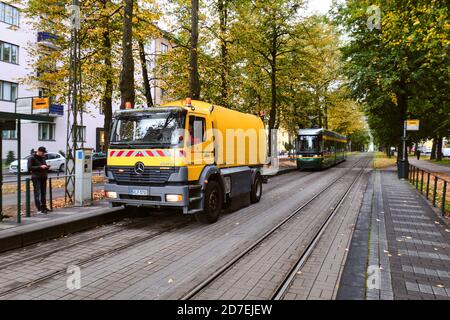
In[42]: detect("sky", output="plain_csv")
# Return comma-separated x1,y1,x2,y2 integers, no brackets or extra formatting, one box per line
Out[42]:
305,0,333,15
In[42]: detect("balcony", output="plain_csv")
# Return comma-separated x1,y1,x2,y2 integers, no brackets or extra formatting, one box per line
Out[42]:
37,32,59,50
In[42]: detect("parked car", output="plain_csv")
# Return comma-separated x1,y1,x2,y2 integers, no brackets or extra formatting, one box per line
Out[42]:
419,146,432,154
92,152,107,169
8,155,32,174
443,148,450,158
9,152,66,173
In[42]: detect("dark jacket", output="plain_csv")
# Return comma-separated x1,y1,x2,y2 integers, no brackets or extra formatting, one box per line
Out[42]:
27,153,48,179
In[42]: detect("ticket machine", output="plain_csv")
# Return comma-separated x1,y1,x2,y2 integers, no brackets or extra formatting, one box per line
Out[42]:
75,148,93,206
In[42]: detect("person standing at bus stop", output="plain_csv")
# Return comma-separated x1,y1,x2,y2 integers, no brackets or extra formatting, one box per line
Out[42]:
28,146,49,214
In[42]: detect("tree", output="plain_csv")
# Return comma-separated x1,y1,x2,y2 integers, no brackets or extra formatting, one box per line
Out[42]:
334,0,450,161
120,0,135,108
189,0,201,99
22,0,159,148
6,151,15,165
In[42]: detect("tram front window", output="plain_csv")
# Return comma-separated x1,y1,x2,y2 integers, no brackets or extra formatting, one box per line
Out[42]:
298,135,320,153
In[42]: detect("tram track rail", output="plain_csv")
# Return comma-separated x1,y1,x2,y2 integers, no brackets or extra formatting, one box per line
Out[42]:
272,158,369,299
0,217,181,270
181,155,371,300
0,219,191,298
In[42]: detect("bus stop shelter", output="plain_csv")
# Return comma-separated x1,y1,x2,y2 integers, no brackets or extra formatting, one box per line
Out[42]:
0,111,53,222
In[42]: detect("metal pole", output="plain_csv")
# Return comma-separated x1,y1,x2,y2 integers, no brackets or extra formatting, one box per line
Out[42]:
49,177,53,211
433,176,438,207
442,181,447,216
402,121,407,162
426,172,430,200
25,178,30,217
17,119,21,223
416,168,419,189
65,0,81,205
420,170,424,193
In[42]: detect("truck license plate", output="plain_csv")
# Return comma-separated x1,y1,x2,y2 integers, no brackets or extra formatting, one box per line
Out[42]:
131,189,148,196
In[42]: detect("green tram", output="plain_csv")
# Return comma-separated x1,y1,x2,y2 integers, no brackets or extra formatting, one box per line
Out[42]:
296,128,347,170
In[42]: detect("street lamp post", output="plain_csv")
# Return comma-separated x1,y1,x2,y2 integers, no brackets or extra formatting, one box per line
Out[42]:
398,120,410,180
65,0,83,204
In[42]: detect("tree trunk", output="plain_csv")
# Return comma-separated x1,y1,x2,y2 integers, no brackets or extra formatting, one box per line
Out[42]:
189,0,201,99
436,136,443,161
102,0,113,150
431,136,437,160
218,0,228,107
315,91,322,128
138,40,153,108
267,28,278,157
268,61,277,157
119,0,135,109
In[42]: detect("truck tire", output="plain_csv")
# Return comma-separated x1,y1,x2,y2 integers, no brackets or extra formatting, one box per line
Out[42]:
250,173,263,203
195,181,223,224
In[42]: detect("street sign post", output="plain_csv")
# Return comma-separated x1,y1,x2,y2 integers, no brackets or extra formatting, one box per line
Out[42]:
399,119,421,180
406,120,420,131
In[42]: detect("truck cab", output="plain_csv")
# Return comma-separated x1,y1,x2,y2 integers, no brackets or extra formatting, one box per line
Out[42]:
105,100,267,223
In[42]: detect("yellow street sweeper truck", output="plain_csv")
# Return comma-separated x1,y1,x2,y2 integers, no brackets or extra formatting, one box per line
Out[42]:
105,99,268,223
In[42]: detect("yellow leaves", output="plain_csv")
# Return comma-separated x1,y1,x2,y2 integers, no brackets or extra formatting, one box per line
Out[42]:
390,93,398,106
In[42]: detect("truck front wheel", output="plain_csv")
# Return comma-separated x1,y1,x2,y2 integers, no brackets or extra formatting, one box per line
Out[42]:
250,173,263,203
195,181,223,224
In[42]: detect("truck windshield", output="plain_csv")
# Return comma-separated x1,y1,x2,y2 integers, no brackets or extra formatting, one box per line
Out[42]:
111,110,186,147
298,135,320,152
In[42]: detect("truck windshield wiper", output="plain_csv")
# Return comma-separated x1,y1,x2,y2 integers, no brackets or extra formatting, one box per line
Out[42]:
110,142,133,149
133,142,172,148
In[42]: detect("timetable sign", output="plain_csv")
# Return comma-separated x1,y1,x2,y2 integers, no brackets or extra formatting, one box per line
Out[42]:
406,120,420,131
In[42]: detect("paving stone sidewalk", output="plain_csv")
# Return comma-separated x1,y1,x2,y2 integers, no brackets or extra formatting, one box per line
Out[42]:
338,168,450,300
0,202,115,232
409,159,450,174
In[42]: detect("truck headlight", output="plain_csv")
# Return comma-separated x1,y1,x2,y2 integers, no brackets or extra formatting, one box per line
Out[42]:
106,191,118,199
166,194,183,202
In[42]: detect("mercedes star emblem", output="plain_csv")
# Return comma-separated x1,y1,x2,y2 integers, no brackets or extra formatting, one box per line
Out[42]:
134,162,145,175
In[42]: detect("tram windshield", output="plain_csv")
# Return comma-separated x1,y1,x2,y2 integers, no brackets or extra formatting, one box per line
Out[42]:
298,135,320,152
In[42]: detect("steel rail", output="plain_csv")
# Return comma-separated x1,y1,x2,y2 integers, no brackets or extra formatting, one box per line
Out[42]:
181,156,370,300
272,158,369,300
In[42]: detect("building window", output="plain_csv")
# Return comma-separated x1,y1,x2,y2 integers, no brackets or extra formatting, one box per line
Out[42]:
0,41,18,64
160,43,168,54
0,80,18,101
0,2,19,26
2,125,16,140
76,125,86,142
38,123,55,141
